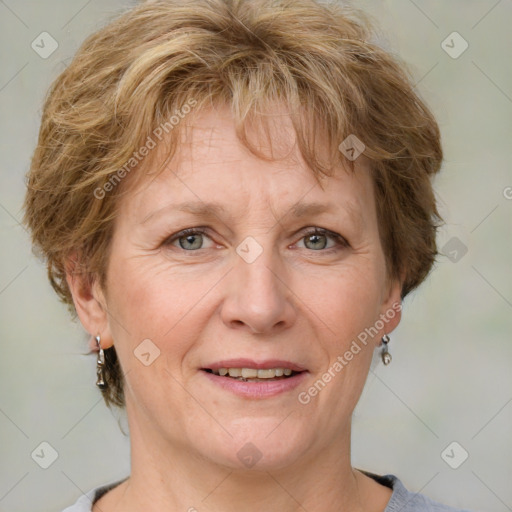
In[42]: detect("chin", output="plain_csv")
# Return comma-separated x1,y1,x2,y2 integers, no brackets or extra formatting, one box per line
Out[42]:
198,418,313,471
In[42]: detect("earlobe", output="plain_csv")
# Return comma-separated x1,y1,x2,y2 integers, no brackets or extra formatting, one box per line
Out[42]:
65,255,114,349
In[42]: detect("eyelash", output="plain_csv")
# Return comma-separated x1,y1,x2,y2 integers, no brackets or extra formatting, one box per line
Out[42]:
163,227,349,252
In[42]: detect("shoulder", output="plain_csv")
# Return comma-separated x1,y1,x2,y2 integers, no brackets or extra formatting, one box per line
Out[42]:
61,472,478,512
60,488,96,512
60,478,127,512
360,470,477,512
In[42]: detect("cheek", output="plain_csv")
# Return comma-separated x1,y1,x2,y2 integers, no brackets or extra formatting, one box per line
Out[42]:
103,257,209,408
104,254,220,375
108,255,201,334
306,261,385,343
307,268,382,401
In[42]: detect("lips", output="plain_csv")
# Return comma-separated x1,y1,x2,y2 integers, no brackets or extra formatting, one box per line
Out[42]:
200,359,308,389
200,360,309,398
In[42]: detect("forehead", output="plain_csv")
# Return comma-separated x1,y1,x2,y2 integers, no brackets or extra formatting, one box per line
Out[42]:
119,104,375,225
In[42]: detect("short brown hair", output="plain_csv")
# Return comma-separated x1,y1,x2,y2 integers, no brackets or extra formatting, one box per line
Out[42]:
23,0,443,409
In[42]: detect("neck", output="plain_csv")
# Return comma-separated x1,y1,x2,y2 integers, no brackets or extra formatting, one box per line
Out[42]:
99,403,370,512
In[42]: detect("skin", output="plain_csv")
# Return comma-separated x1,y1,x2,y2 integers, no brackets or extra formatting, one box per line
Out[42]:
67,103,402,512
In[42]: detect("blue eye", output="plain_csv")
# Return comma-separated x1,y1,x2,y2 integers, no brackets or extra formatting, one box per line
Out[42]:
299,228,348,251
166,228,211,250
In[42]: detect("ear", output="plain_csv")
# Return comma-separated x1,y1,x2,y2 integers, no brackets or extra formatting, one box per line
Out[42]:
377,276,403,339
65,253,114,349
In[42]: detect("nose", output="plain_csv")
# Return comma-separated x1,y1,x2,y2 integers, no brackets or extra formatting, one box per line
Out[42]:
220,246,297,335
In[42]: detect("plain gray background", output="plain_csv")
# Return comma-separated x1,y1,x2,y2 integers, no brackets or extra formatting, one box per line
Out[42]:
0,1,511,511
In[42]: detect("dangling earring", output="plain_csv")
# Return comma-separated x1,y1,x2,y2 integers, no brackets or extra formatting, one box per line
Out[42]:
381,334,392,365
95,335,107,389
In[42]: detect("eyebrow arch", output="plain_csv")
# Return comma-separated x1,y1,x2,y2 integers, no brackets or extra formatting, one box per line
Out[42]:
141,201,228,225
287,200,363,228
290,201,334,217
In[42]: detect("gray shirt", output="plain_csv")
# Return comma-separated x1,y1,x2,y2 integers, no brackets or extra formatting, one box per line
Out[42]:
61,471,476,511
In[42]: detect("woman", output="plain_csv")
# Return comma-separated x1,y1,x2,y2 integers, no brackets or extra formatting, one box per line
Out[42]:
23,0,475,511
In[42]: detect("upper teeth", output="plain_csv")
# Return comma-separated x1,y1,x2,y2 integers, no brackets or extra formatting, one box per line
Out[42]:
214,368,293,378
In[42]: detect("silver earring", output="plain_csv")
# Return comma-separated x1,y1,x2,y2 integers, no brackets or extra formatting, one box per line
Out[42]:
381,334,392,365
95,335,107,389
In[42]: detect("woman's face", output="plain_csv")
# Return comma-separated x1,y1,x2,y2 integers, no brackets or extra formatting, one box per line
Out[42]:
84,105,401,470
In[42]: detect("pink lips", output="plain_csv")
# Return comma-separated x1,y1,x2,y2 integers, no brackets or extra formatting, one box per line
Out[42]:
200,358,308,399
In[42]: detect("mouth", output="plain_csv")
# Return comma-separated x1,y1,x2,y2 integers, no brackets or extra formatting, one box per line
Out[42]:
200,360,308,398
201,367,303,382
200,358,309,398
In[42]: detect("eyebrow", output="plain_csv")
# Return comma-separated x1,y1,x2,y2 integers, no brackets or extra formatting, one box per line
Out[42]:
141,200,363,227
141,201,228,224
287,201,363,229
